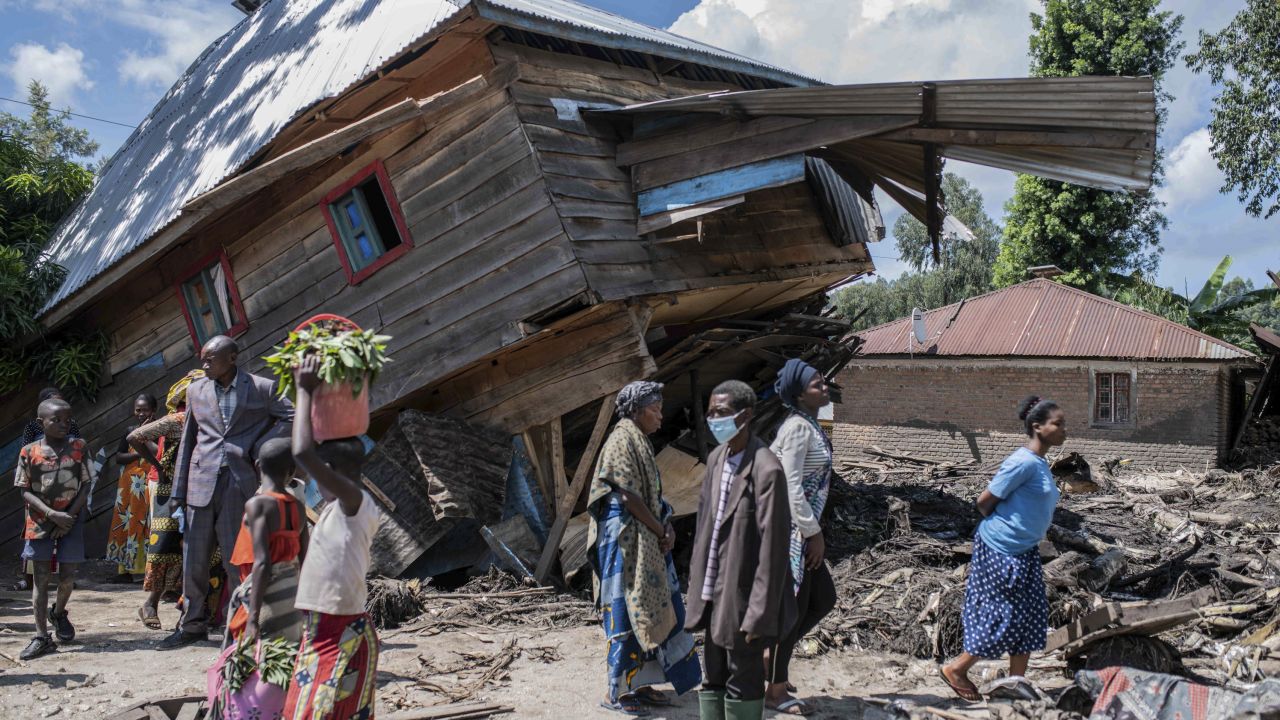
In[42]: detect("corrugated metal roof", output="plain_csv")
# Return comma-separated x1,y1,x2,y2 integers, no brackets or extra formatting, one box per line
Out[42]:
857,279,1254,361
41,0,817,317
473,0,817,87
607,77,1157,193
42,0,467,313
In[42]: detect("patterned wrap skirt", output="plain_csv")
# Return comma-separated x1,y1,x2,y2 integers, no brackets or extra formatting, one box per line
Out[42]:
961,533,1049,658
285,611,378,720
595,498,701,702
105,458,151,575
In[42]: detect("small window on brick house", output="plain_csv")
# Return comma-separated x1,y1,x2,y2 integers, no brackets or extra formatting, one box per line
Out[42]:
320,160,412,285
1094,371,1132,424
176,250,248,347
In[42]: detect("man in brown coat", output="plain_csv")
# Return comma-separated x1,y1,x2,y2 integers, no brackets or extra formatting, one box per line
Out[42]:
686,380,796,720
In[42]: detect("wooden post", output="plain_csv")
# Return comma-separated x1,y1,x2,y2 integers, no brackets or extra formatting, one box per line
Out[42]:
549,416,567,511
520,428,553,517
534,396,614,584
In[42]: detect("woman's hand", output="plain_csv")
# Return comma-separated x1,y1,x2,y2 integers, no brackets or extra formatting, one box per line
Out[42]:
243,618,260,647
659,522,675,553
294,355,322,393
804,532,825,570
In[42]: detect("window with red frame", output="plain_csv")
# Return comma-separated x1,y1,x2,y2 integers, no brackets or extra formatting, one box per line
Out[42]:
320,161,412,284
176,251,247,346
1093,371,1132,424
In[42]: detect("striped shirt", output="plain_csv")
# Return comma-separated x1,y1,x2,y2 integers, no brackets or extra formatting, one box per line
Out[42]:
701,450,743,601
215,372,238,468
770,415,831,539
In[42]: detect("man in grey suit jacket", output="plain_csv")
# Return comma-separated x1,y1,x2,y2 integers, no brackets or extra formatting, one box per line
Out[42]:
160,335,293,649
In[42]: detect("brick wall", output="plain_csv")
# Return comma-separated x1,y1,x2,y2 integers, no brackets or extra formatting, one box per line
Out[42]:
832,359,1229,470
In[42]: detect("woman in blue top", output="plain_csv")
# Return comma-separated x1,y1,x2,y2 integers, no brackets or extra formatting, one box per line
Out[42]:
941,395,1066,702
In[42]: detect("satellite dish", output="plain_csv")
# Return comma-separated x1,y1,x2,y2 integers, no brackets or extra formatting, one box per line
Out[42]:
911,308,927,345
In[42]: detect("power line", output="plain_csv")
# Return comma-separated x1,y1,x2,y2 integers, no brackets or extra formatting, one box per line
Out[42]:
0,96,136,129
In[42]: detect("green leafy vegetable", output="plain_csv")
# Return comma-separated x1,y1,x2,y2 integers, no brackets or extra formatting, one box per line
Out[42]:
223,636,299,692
263,319,391,399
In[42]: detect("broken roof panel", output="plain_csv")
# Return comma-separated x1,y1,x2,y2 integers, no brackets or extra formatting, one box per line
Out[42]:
857,279,1253,362
606,77,1157,194
41,0,467,313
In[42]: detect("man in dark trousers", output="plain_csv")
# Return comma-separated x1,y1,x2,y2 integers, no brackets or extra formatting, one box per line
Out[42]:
159,335,293,649
686,380,795,720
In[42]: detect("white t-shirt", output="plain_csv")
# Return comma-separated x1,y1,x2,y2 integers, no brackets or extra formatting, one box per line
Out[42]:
295,489,381,616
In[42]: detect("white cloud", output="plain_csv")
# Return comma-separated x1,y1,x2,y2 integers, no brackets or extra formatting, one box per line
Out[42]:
1159,128,1224,209
4,42,94,106
669,0,1038,85
113,0,241,89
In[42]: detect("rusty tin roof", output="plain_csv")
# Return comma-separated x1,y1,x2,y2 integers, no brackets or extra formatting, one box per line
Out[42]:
858,279,1254,361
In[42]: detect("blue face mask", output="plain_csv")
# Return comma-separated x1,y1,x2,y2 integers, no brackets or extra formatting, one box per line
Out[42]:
707,411,744,445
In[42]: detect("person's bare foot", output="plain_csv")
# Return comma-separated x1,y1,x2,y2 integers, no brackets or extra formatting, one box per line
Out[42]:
940,664,980,702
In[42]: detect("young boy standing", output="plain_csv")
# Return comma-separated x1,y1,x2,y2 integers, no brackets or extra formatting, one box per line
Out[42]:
285,356,382,719
15,398,94,660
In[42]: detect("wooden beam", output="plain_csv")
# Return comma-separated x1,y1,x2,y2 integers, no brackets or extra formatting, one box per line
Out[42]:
631,115,915,191
549,416,567,513
520,428,553,512
534,396,614,584
880,126,1153,150
617,115,811,167
1269,269,1280,291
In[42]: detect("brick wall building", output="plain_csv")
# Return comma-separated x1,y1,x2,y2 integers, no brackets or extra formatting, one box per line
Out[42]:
835,280,1257,469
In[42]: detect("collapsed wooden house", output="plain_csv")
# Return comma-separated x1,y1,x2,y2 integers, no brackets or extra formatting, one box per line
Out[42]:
1,0,1158,578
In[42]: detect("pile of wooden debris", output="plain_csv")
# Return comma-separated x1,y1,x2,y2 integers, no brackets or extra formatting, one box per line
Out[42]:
807,453,1280,691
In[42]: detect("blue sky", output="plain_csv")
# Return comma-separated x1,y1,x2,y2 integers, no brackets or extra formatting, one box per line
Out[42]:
2,0,1274,295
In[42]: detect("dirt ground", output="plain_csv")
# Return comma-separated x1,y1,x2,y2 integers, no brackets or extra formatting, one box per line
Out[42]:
0,561,1034,719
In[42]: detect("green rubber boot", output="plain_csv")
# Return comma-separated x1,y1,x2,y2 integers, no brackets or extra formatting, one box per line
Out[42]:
699,689,726,720
724,697,765,720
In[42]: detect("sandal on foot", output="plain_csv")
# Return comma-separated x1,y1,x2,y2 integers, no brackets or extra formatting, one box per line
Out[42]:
768,698,814,716
939,666,980,703
138,605,162,630
600,695,650,716
633,687,671,706
19,635,56,661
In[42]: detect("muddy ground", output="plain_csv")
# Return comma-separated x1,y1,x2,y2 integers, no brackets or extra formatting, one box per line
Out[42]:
0,562,1044,719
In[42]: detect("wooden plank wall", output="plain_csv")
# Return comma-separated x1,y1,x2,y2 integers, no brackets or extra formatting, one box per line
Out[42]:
0,35,593,559
493,40,873,304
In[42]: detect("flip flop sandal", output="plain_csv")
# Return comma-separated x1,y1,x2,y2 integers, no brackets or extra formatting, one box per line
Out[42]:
600,696,650,716
939,667,981,703
633,687,671,706
138,605,162,630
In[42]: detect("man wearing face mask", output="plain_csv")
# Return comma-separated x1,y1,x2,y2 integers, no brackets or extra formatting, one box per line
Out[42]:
686,380,795,720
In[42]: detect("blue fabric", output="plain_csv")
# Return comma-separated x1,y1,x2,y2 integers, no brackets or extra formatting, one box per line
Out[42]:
977,447,1059,556
774,359,819,410
962,533,1048,657
595,497,701,702
22,510,87,564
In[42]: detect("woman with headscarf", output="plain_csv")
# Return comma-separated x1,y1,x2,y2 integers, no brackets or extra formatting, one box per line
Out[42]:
765,359,837,716
589,380,701,716
106,394,159,582
127,370,219,629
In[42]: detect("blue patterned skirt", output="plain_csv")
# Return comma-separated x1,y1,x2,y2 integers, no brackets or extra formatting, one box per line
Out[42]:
961,533,1048,658
595,498,701,702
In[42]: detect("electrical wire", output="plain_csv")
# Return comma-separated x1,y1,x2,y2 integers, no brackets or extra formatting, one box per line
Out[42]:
0,96,136,128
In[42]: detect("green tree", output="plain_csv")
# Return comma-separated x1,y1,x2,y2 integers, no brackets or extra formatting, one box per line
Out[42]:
1185,0,1280,219
1105,256,1280,351
835,174,1000,330
0,81,105,398
993,0,1184,291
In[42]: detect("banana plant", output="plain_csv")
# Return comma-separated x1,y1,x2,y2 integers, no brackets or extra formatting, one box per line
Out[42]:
1102,256,1279,340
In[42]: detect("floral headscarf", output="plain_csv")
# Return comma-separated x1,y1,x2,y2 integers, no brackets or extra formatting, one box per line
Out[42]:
165,369,205,414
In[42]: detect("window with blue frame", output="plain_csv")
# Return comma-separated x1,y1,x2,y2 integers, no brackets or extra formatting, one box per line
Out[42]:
320,161,413,284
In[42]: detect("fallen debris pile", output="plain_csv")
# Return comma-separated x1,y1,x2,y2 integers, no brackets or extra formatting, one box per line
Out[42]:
371,568,595,635
806,452,1280,688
